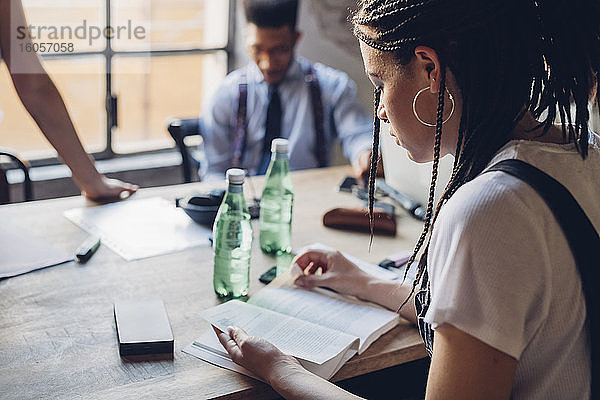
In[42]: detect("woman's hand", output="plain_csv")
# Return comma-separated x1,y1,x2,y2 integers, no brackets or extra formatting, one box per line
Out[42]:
215,325,365,399
293,249,415,318
292,249,373,298
214,325,301,385
79,176,139,203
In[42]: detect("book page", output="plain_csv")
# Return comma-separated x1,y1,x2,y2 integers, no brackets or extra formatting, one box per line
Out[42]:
248,286,399,353
184,330,263,381
297,344,357,379
184,328,358,380
201,300,359,365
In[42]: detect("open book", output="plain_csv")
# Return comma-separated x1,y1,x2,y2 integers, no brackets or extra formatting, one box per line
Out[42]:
183,266,400,380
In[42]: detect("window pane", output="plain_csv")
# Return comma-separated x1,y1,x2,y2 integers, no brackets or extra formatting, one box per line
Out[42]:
112,52,227,153
112,0,229,52
0,56,106,160
110,0,151,53
20,0,105,54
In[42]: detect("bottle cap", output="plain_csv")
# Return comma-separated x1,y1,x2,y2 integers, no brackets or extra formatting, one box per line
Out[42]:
226,168,245,185
271,138,289,154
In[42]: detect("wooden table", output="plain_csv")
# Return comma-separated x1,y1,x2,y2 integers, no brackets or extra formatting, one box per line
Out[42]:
0,166,426,399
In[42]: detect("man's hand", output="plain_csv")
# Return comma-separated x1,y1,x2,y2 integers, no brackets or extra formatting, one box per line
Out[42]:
353,150,372,181
353,150,383,186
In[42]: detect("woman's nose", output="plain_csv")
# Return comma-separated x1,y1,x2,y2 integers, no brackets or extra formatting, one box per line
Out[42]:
377,104,389,123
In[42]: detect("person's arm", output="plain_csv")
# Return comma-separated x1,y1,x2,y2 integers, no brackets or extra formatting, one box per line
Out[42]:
214,249,419,398
293,249,417,324
201,75,239,179
215,326,365,400
323,68,374,178
426,324,516,400
0,0,137,201
215,286,516,400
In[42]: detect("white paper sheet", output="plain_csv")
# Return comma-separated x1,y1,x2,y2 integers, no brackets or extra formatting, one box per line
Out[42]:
64,197,212,261
0,220,73,278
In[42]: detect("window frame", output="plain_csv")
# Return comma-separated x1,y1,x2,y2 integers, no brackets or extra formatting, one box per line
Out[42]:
26,0,237,168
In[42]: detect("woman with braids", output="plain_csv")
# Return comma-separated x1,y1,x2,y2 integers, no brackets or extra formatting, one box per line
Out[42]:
213,0,600,398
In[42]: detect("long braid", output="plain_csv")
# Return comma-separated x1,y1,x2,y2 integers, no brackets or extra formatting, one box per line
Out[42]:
398,71,446,309
368,88,382,249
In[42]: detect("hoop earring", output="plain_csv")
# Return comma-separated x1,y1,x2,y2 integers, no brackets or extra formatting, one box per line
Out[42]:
412,86,455,127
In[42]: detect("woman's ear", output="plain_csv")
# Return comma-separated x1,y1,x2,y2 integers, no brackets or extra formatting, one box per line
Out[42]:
414,46,442,94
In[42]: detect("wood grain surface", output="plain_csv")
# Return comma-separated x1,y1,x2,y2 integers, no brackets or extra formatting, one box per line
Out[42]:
0,166,426,399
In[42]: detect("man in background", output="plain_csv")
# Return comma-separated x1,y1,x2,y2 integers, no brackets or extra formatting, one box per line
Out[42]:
201,0,373,179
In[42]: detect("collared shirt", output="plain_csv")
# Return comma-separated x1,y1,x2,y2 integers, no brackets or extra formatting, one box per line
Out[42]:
201,57,373,178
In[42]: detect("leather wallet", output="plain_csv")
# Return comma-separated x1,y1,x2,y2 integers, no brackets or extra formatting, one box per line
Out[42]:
322,207,396,236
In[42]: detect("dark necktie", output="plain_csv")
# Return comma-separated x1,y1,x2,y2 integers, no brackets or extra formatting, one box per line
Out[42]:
257,84,282,175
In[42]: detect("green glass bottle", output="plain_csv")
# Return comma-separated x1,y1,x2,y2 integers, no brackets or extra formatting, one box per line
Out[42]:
213,169,252,299
259,138,294,256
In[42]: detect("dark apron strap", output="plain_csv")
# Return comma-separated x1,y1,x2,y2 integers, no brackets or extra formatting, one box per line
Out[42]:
415,267,434,357
231,71,248,168
304,64,327,168
486,158,598,397
417,158,599,391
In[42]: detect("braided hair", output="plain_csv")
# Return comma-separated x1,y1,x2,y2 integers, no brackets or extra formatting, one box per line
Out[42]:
354,0,600,302
368,88,382,249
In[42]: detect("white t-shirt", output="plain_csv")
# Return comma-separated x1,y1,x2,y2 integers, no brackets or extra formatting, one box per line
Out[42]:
425,136,599,399
0,47,3,124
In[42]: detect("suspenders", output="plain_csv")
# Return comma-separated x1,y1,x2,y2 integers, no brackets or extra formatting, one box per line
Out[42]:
231,80,247,168
231,63,326,169
305,65,328,168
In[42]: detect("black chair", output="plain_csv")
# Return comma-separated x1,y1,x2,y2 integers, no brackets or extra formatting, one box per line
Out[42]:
167,117,203,183
0,149,33,204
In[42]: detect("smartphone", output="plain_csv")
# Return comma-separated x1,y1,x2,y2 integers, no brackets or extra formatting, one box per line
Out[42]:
259,266,278,284
248,202,261,219
338,176,358,192
114,299,174,358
